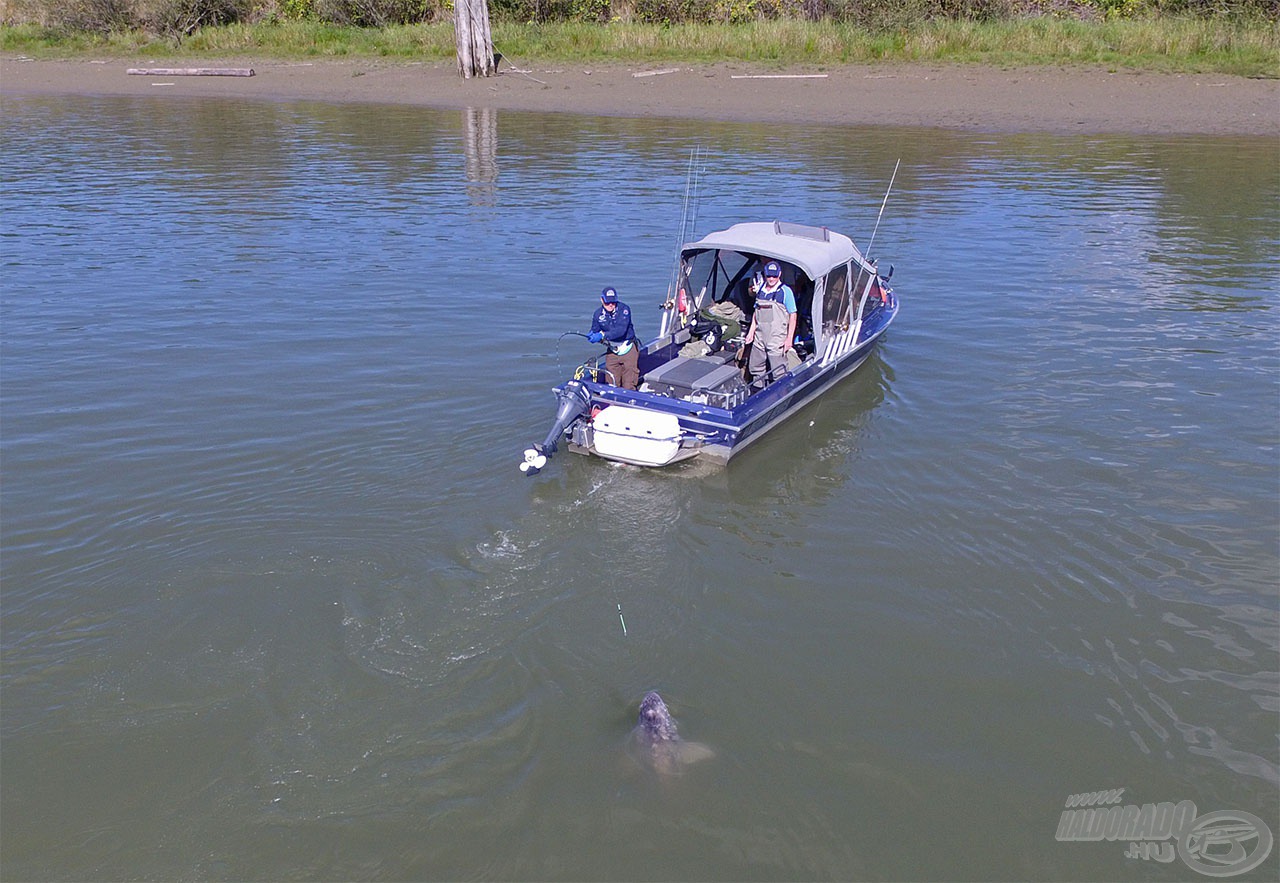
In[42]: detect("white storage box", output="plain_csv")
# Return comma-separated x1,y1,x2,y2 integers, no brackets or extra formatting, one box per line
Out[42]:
591,406,683,466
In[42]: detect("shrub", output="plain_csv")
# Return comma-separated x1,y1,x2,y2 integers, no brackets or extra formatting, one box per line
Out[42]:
314,0,439,25
47,0,139,32
156,0,252,34
570,0,610,20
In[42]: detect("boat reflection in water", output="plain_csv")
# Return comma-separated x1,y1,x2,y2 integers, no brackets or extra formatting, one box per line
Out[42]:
522,221,898,474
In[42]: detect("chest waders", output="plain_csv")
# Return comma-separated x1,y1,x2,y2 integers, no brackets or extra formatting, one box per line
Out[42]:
749,291,789,384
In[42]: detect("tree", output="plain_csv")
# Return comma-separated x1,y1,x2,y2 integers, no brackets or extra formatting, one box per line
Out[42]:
454,0,495,79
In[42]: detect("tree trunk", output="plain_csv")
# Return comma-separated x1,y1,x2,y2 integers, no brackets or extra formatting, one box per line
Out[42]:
454,0,495,79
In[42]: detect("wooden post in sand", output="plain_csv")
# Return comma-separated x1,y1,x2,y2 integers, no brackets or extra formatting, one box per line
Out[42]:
454,0,496,79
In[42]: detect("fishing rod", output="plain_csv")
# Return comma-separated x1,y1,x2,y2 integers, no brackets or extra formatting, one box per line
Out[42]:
865,158,900,262
555,330,604,379
849,159,901,311
839,159,900,361
685,145,703,248
664,146,705,337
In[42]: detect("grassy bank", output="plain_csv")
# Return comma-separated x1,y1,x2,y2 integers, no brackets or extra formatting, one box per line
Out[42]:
2,18,1277,76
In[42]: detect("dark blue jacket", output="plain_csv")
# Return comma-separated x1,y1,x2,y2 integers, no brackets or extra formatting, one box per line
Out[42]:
591,302,636,350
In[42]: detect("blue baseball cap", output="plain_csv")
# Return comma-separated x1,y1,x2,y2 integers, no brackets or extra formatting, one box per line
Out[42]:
601,287,618,303
764,262,782,277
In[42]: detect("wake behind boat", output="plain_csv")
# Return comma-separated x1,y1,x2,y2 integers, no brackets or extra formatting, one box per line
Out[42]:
520,217,899,474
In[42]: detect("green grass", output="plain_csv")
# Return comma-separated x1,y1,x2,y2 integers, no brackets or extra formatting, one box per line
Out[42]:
2,18,1277,77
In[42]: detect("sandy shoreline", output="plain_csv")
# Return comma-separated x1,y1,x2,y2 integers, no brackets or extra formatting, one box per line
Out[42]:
3,56,1277,135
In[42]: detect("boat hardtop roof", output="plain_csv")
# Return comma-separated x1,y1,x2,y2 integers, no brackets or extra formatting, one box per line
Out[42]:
681,221,869,281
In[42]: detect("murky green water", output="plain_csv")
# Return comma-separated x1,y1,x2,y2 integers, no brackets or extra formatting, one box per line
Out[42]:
2,95,1276,881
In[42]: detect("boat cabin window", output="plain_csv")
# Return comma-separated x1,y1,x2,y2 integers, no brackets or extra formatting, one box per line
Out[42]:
821,262,851,333
849,263,880,309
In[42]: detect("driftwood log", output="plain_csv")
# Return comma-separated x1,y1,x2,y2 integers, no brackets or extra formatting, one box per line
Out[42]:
127,68,255,77
454,0,495,79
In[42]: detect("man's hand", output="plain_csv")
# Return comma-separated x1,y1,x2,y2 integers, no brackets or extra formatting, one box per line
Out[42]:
587,331,603,343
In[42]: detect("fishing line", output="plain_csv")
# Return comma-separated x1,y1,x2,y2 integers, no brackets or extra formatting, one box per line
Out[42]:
555,330,595,378
617,603,628,636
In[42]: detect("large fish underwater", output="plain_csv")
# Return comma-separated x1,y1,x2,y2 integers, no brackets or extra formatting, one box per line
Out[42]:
628,691,714,776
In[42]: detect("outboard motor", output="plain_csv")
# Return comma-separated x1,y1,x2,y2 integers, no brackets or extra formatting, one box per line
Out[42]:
520,380,591,475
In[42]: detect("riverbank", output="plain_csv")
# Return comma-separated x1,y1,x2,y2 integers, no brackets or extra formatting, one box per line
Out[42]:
3,56,1277,135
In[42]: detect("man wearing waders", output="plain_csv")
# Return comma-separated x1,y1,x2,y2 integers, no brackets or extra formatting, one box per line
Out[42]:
587,286,640,390
744,261,796,389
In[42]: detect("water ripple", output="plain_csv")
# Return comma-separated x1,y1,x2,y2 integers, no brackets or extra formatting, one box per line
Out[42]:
3,96,1277,880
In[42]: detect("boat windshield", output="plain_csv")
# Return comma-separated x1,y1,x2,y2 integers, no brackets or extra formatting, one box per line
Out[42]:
680,248,755,314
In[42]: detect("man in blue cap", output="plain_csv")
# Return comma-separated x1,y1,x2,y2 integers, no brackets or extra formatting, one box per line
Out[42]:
588,286,639,389
744,261,796,387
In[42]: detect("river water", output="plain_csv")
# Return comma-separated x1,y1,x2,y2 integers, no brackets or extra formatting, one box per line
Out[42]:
1,95,1276,881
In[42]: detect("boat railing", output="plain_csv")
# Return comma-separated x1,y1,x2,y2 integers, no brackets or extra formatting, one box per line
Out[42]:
751,362,791,391
702,384,749,410
573,360,617,386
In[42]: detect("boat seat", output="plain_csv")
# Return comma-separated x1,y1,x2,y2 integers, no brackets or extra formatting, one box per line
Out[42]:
643,356,748,406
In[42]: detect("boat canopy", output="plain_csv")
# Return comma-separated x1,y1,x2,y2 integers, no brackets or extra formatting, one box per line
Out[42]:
681,221,869,281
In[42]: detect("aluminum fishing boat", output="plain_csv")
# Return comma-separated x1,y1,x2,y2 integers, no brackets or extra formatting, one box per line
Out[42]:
521,220,898,473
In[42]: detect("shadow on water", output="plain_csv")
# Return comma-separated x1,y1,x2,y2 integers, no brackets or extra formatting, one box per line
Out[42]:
715,353,894,507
